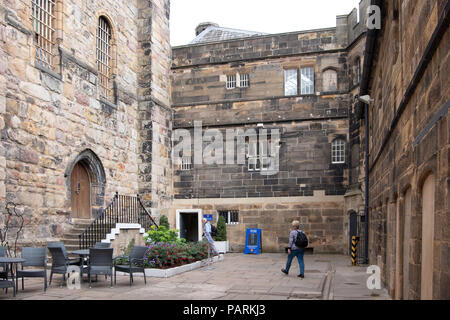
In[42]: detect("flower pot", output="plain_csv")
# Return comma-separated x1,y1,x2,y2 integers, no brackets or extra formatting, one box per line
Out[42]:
215,241,228,253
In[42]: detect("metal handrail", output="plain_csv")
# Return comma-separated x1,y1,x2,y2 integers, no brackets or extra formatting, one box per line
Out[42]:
78,192,157,249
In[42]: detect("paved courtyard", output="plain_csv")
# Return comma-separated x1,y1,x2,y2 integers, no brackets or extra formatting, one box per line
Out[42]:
0,253,390,300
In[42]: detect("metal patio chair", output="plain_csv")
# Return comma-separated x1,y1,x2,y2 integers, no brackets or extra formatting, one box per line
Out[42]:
88,248,114,288
48,246,70,287
16,247,47,292
47,242,80,265
0,246,7,280
94,242,111,248
0,279,15,297
114,246,149,286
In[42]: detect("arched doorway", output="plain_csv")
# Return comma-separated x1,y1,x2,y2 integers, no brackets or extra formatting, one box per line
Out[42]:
70,162,91,219
65,149,106,219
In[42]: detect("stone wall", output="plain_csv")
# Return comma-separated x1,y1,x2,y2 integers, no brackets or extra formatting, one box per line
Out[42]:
362,0,449,300
0,0,171,246
174,119,349,199
136,0,173,222
172,193,346,253
108,228,146,257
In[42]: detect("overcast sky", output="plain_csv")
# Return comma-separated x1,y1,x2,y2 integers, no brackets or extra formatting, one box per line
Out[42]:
170,0,361,46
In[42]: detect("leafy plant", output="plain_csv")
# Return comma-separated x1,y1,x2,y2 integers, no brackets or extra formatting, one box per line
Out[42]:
143,225,186,245
143,240,214,269
214,215,227,241
115,238,136,265
159,215,170,229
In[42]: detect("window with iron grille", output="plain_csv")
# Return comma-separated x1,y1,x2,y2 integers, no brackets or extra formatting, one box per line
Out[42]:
97,17,112,100
31,0,56,70
331,139,346,164
301,67,314,95
284,69,298,96
226,74,236,89
240,74,249,88
218,210,239,225
181,156,192,171
246,134,273,172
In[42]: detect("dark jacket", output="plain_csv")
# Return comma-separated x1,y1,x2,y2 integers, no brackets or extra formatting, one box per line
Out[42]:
288,229,303,250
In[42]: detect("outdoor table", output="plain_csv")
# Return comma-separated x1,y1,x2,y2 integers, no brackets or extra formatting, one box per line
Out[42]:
0,257,26,297
70,250,89,279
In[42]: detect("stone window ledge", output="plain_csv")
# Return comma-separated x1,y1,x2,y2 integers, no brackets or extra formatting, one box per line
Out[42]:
34,62,62,81
99,97,118,113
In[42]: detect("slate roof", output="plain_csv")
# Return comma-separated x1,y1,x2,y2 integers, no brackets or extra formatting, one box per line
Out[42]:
190,25,268,44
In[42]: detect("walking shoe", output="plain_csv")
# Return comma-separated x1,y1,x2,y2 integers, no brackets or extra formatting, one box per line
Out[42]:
298,274,304,279
281,269,288,275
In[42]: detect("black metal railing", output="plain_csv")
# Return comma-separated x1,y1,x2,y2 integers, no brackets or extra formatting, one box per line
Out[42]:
78,192,158,249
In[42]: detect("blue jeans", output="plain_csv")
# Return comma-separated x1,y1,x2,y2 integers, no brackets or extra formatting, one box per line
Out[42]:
204,233,219,255
285,249,305,275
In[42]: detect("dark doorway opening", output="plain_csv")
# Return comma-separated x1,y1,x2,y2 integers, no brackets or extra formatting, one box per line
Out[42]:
179,212,199,242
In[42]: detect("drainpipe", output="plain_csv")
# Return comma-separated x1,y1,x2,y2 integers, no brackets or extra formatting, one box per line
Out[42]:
364,102,369,265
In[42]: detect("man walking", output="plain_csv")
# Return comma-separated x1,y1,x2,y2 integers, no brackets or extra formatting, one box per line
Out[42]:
203,218,219,255
281,220,305,278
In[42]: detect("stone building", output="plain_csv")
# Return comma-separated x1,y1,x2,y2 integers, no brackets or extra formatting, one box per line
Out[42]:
359,0,449,299
0,0,172,250
169,1,370,253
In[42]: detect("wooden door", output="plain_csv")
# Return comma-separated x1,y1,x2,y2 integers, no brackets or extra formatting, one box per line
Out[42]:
70,163,91,219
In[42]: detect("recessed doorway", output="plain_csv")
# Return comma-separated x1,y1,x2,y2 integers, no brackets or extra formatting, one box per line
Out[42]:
176,209,202,242
70,162,91,219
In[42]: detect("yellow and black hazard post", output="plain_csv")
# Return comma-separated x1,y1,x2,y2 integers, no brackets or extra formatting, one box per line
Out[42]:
351,236,359,266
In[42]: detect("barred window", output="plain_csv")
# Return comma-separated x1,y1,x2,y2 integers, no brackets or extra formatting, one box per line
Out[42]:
284,69,298,96
31,0,56,70
97,17,112,99
240,74,249,88
181,156,192,171
301,67,314,95
332,139,346,164
226,74,236,89
218,210,239,225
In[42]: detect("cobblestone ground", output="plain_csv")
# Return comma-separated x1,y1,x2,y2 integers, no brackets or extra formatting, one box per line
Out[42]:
0,253,390,300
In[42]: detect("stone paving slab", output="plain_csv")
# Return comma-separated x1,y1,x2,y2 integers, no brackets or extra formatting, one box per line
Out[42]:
0,253,390,300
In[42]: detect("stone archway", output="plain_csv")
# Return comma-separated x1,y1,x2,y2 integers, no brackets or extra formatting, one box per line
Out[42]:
65,149,107,219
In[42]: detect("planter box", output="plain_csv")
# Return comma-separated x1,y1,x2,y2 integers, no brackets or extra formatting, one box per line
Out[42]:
115,255,224,278
215,241,229,253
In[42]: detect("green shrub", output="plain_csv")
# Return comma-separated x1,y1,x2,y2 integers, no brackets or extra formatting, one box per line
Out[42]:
143,225,186,245
159,215,170,229
143,240,213,269
214,215,227,241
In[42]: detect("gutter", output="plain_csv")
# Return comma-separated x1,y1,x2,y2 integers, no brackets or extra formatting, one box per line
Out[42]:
358,0,384,265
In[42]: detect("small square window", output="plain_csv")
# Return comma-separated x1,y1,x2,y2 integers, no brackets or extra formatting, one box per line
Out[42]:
240,74,249,88
331,140,345,164
181,156,192,171
226,75,236,89
301,67,314,95
284,69,298,96
248,157,260,171
218,210,239,225
260,157,271,171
